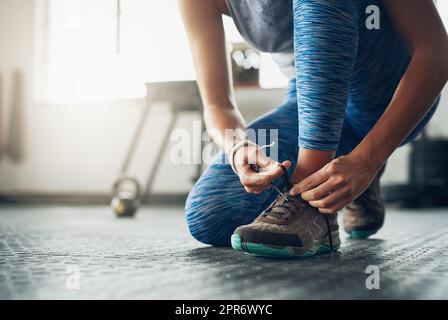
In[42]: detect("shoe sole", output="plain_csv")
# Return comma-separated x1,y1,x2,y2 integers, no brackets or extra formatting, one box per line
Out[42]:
347,229,379,239
231,234,340,259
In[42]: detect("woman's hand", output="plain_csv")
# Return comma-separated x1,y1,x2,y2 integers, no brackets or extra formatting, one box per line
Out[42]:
234,146,292,194
290,153,381,214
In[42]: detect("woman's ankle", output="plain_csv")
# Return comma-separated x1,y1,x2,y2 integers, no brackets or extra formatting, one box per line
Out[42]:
291,148,335,183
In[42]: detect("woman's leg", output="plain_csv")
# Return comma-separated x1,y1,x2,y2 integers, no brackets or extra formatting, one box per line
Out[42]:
337,96,440,157
338,97,439,238
291,0,360,182
185,94,299,246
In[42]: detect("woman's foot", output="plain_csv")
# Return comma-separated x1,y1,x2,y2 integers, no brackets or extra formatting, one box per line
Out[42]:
343,165,386,239
231,191,340,258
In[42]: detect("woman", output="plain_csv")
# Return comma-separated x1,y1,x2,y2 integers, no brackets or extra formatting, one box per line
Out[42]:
179,0,448,258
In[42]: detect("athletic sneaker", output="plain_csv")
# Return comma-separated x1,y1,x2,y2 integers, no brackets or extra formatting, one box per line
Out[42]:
231,191,340,258
343,165,386,239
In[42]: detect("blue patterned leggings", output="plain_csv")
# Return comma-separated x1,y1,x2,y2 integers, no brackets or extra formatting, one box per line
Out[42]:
185,80,438,246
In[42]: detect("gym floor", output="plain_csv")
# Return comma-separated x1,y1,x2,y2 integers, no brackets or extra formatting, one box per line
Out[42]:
0,205,447,300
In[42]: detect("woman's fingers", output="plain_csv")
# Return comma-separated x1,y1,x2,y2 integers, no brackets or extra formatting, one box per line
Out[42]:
240,163,280,188
301,174,348,201
244,184,272,194
317,195,353,214
240,157,292,193
290,166,330,196
288,154,380,211
235,145,294,194
301,178,340,202
308,186,352,212
256,149,291,170
280,160,292,170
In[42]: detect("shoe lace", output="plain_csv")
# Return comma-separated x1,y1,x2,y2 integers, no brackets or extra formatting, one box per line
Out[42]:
268,164,334,256
262,197,299,221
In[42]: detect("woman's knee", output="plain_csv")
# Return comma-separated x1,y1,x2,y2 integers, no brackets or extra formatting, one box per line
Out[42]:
184,161,244,246
185,189,235,246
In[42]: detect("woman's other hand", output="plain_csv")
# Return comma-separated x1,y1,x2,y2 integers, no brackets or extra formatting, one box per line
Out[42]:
234,146,292,194
290,153,381,214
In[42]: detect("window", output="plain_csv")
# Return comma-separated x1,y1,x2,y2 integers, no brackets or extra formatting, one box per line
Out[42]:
35,0,289,104
437,0,448,27
37,0,195,104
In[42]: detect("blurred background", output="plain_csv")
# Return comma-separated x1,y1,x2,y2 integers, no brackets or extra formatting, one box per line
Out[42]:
0,0,447,208
1,0,448,301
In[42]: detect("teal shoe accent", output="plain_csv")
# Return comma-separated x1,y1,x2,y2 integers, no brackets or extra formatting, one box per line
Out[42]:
231,234,339,259
348,229,378,239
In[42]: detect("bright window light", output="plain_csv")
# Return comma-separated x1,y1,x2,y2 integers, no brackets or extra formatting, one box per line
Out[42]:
39,0,287,104
223,16,289,89
40,0,194,104
437,0,448,28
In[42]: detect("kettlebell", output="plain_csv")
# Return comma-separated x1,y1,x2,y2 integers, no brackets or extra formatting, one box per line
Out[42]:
111,176,141,218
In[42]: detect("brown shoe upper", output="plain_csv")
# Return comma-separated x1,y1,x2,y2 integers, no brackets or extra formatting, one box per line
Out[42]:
235,191,340,250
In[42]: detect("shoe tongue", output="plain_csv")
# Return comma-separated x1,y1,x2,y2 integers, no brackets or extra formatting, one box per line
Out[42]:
261,192,302,223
